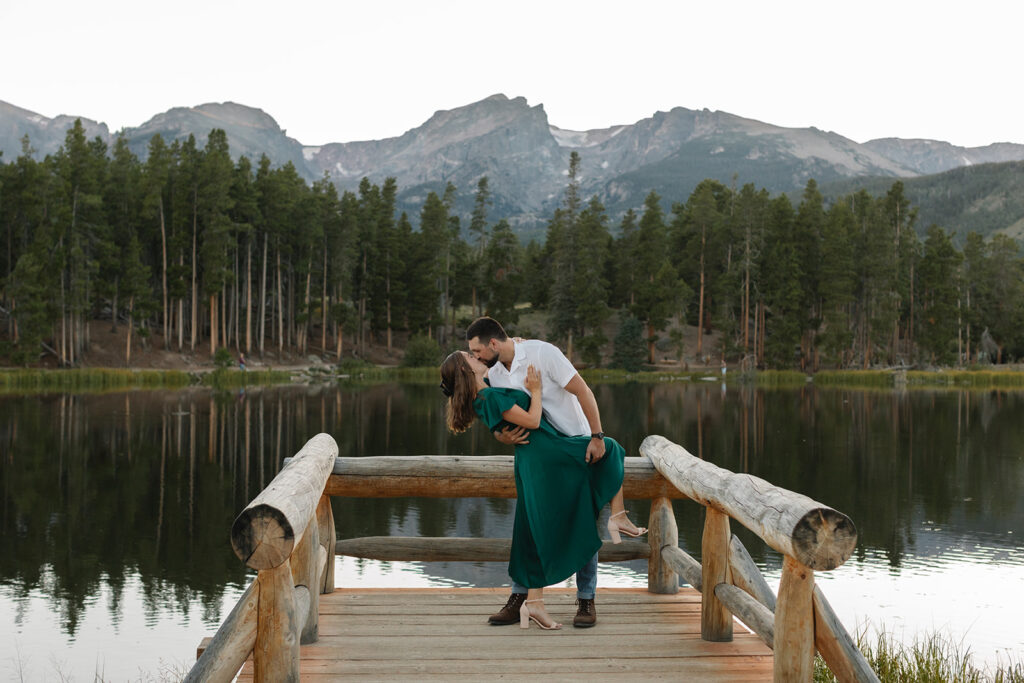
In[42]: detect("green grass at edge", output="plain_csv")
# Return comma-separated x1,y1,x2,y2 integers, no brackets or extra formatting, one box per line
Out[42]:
0,368,192,393
814,628,1023,682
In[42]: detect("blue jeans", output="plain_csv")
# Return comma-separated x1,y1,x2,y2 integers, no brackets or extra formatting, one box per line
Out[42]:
511,551,598,600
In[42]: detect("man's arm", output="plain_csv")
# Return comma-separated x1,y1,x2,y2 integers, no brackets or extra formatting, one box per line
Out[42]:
564,373,606,463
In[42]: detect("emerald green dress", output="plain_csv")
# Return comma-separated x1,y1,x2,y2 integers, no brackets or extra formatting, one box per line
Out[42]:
474,386,625,588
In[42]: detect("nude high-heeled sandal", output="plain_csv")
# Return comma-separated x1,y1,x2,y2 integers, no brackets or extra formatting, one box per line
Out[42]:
607,510,648,544
519,599,562,630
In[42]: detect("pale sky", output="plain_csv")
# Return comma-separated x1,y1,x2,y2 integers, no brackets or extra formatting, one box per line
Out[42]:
2,0,1019,148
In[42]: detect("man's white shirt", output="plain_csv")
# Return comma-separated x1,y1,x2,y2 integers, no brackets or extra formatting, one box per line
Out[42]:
486,339,589,437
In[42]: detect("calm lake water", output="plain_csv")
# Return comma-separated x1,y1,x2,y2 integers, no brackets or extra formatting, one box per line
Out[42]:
2,381,1023,680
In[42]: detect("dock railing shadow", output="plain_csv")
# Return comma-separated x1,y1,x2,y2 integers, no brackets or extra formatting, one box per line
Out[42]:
185,432,879,683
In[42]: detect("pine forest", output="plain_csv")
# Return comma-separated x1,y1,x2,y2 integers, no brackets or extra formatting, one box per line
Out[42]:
1,121,1022,370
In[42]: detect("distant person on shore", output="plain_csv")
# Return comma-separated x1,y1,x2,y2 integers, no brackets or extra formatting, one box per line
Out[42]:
238,352,246,371
440,316,645,629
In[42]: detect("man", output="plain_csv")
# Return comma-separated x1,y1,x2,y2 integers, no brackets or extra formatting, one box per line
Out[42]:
466,316,606,628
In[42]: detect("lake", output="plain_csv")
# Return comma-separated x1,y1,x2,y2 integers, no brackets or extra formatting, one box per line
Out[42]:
2,381,1022,680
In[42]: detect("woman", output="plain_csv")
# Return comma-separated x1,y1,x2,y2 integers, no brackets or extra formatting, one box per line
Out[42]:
440,351,646,630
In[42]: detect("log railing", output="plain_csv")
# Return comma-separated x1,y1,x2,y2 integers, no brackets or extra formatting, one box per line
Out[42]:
185,433,338,683
640,435,879,683
187,433,877,683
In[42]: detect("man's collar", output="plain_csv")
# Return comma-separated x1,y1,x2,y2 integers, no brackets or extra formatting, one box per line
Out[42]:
506,340,526,373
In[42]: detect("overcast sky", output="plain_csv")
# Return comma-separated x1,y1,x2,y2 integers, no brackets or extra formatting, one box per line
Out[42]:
2,0,1018,148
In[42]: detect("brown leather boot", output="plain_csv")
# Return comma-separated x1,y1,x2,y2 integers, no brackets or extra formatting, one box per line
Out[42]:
573,598,597,628
488,592,527,625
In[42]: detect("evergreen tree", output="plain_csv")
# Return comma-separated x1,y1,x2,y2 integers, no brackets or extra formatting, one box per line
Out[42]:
120,231,153,365
573,196,612,366
916,225,962,364
960,231,987,362
1,136,49,346
102,135,142,333
548,152,582,359
610,313,647,372
8,221,59,364
51,119,110,365
610,209,639,309
851,189,897,367
481,219,522,325
197,129,235,354
468,176,491,316
817,199,856,366
981,235,1024,362
760,195,803,367
229,156,260,353
731,184,769,361
521,239,548,309
795,179,825,368
407,191,447,337
372,178,403,352
677,180,724,358
632,192,684,362
141,134,172,348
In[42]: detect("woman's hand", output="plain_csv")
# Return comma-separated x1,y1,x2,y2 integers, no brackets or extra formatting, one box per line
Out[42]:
524,365,542,394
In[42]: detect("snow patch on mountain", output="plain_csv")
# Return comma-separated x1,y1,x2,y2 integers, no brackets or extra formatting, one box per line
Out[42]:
549,125,628,148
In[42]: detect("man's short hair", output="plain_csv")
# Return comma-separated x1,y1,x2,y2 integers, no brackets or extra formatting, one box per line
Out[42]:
466,316,507,344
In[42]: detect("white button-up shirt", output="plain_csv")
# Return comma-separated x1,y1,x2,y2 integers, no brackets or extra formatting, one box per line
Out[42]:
486,339,589,437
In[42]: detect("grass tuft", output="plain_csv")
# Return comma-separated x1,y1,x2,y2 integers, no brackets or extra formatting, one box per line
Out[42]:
813,628,1024,683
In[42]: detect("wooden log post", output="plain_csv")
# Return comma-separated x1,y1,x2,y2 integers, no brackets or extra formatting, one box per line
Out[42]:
232,433,338,570
641,435,857,571
289,510,320,644
316,494,335,594
774,555,815,682
647,496,679,594
254,561,300,683
184,581,258,683
813,586,880,683
701,506,733,642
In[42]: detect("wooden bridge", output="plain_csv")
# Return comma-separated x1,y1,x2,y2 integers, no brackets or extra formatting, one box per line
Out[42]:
185,434,879,682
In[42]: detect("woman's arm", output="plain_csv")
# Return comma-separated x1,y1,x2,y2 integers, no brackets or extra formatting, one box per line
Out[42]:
501,365,542,429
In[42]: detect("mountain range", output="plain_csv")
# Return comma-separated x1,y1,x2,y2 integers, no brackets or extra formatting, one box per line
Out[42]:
3,94,1024,242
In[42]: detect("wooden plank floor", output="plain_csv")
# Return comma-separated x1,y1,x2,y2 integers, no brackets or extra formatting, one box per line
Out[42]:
237,587,773,681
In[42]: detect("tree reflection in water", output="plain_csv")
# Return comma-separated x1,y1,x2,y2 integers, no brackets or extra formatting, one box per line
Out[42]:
1,383,1022,662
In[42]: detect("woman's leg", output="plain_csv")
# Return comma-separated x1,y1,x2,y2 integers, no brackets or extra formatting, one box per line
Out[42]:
522,588,561,629
607,486,646,536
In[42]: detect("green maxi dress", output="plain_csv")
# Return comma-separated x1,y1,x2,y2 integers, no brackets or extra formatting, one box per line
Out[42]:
474,386,626,588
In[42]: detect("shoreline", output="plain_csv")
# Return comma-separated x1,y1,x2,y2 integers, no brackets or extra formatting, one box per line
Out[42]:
3,365,1024,395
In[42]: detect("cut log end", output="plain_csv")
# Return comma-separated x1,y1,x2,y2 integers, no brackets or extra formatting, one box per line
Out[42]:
791,508,857,571
231,504,295,570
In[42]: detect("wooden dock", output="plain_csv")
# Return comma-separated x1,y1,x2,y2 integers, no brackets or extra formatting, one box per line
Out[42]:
188,437,877,682
236,587,773,681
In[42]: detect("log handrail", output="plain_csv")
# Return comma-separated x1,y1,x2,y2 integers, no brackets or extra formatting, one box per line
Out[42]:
186,433,338,683
232,433,338,570
639,435,878,683
314,454,683,499
641,435,857,571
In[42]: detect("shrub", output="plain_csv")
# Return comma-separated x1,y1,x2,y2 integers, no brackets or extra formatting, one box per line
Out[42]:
402,335,442,368
213,347,233,369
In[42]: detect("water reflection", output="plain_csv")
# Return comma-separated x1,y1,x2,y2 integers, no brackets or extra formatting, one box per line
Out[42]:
1,383,1023,677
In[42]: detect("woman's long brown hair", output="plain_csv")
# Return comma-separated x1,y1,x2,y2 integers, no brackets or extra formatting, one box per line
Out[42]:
440,351,478,433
